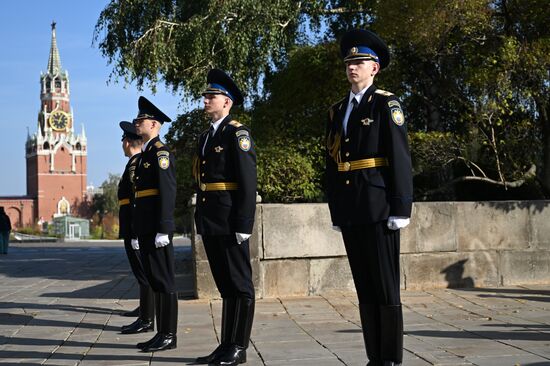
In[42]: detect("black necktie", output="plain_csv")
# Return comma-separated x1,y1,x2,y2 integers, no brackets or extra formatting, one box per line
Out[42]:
203,125,215,155
351,97,359,111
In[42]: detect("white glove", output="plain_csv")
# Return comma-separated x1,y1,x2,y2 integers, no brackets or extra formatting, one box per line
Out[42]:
131,238,140,250
154,233,170,248
235,232,251,244
387,216,410,230
332,226,342,232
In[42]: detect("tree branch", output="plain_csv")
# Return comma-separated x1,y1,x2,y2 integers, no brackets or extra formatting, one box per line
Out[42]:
418,164,536,199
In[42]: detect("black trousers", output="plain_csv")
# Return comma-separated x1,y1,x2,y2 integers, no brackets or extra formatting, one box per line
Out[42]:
138,234,176,293
341,221,403,364
202,234,254,299
123,238,149,287
341,222,401,305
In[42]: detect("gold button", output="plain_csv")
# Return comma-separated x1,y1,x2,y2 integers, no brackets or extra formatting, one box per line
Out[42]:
202,160,206,164
345,138,349,142
343,162,351,171
346,180,350,185
201,173,205,177
202,197,206,202
345,152,350,157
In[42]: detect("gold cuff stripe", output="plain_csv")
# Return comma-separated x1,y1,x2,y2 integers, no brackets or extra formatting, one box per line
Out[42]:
199,182,238,191
338,157,389,172
119,198,130,206
135,189,160,198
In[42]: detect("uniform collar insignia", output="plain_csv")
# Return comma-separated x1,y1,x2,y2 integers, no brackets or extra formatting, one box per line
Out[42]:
214,146,224,153
361,118,374,126
143,162,151,168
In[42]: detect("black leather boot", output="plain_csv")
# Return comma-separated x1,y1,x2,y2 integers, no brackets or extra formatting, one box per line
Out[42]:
380,304,403,365
122,306,139,317
195,298,237,364
141,292,178,352
136,292,161,349
121,285,154,334
215,297,254,365
360,303,382,366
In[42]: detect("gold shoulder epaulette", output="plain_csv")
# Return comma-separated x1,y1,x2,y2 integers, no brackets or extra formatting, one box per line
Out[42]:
330,97,346,111
154,141,164,148
375,89,394,97
229,120,243,128
328,97,346,122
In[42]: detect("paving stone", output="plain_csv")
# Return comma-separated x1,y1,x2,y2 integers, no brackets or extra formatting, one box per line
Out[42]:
1,241,550,366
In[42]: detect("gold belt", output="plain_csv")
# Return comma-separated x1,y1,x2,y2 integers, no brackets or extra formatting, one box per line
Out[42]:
199,182,238,191
119,198,130,206
135,189,160,198
338,157,389,172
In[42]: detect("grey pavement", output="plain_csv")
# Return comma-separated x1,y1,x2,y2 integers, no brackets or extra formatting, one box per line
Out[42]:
0,240,549,366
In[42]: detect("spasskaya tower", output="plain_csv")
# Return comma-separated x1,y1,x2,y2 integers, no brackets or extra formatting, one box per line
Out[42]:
25,21,87,222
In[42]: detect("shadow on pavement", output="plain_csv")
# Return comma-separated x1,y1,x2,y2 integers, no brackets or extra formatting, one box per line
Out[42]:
0,349,191,363
408,328,550,342
0,242,193,299
456,287,550,303
0,312,119,331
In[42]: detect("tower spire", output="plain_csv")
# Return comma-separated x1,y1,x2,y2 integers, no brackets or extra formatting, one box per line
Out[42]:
47,21,62,75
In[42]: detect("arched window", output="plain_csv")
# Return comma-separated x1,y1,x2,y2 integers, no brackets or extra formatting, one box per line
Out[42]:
43,142,50,150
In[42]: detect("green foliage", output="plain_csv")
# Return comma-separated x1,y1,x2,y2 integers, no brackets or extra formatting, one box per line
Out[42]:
94,0,307,97
257,141,323,203
96,0,550,200
14,226,43,236
91,173,121,216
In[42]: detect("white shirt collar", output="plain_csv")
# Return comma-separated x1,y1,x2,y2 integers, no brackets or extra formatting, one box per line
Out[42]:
141,138,153,152
349,85,370,106
210,116,226,135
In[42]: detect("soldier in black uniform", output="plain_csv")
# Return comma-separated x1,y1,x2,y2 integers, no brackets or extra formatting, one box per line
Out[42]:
325,29,413,366
194,69,257,366
132,96,178,352
117,121,155,335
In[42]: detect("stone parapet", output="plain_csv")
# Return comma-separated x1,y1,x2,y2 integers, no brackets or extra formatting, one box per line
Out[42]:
191,201,550,298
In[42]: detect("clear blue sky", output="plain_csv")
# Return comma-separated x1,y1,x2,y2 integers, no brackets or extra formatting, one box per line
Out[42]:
0,1,188,195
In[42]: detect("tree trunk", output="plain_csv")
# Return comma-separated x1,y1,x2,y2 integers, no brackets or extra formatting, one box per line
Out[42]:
538,97,550,196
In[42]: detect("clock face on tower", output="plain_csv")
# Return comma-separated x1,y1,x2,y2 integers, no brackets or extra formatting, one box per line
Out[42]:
49,111,69,131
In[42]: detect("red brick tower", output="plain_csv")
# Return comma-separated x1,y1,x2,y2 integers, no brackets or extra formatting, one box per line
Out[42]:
25,22,87,223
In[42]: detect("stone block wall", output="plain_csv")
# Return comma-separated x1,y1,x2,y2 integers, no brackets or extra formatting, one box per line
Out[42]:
191,201,550,299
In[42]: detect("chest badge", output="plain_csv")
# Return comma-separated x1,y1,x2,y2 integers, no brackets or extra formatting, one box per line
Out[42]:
214,146,224,153
361,118,374,126
143,162,151,168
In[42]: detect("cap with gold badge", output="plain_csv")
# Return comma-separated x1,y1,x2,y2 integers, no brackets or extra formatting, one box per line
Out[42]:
202,69,244,106
133,96,172,123
340,29,390,69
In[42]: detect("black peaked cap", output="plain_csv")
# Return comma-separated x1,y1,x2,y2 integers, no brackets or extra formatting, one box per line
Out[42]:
340,29,390,69
135,96,171,123
119,121,142,140
202,69,244,106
